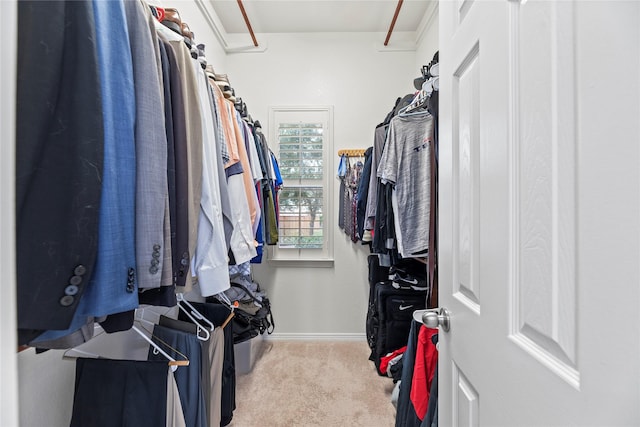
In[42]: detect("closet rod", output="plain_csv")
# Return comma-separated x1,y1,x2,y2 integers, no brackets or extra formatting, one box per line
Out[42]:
237,0,259,47
384,0,404,46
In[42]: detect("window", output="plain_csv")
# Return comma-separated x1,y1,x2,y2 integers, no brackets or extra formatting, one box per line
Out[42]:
270,107,333,262
278,123,324,249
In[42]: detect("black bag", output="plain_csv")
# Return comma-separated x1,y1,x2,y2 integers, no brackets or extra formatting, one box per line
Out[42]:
368,254,390,289
367,281,426,375
225,281,275,344
231,308,260,344
366,255,389,352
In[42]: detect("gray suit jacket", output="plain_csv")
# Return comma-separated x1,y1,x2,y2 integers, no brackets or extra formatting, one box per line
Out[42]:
157,23,204,292
124,0,168,290
172,37,203,290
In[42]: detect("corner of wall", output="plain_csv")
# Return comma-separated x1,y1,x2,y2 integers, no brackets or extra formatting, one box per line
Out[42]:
414,0,440,70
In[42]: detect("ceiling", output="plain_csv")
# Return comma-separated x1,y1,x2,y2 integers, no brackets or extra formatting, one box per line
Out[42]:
208,0,431,34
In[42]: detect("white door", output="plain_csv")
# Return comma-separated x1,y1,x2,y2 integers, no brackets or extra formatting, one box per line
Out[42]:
438,0,640,425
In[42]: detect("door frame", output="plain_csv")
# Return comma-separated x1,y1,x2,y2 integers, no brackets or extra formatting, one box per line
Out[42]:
1,0,19,425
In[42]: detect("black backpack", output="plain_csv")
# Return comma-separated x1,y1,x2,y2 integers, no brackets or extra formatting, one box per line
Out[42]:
367,281,427,375
215,280,275,344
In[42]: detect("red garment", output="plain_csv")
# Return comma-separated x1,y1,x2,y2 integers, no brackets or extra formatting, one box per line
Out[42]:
379,345,407,375
410,326,438,420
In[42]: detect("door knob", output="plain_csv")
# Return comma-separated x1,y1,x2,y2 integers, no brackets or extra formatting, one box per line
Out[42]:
422,307,451,332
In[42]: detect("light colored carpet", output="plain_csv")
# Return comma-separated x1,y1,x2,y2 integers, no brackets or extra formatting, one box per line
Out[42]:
228,340,397,427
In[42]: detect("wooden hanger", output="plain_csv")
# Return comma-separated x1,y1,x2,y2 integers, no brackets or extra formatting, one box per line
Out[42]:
131,325,189,371
214,292,236,329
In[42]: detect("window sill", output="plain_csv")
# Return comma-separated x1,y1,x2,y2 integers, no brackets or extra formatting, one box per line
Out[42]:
267,258,335,268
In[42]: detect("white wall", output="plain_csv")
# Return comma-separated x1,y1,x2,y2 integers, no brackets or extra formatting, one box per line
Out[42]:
415,2,439,72
18,350,77,426
225,32,418,337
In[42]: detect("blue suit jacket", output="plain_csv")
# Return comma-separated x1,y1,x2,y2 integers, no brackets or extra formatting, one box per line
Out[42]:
16,1,103,345
33,0,138,343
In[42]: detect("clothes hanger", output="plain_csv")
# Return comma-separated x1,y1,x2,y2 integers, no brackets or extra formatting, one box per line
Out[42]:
399,96,431,117
62,347,103,360
175,293,213,341
131,325,189,372
134,306,163,328
62,320,189,372
177,293,215,331
133,308,191,367
214,292,236,329
401,79,434,116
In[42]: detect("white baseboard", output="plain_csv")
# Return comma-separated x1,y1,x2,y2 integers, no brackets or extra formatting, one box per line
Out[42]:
264,333,366,341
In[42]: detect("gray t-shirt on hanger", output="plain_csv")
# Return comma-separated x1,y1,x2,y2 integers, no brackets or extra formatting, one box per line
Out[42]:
377,113,433,256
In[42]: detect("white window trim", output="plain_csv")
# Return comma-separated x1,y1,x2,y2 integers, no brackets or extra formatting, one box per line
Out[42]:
268,105,334,266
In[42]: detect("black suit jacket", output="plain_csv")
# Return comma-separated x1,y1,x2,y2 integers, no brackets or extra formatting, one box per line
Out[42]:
16,1,104,344
161,37,191,288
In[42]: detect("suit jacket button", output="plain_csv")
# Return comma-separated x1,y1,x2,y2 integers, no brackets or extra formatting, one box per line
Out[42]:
59,295,74,306
149,266,159,274
65,285,79,296
74,265,87,276
69,275,82,286
153,244,161,251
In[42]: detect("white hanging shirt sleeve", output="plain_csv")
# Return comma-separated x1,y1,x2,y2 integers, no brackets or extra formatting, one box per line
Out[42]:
191,59,230,296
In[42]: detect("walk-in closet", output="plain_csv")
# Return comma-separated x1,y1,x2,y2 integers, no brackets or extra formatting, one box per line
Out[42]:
4,1,640,426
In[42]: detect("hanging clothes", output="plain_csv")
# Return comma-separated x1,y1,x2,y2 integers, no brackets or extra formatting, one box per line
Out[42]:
124,0,169,294
156,18,204,293
16,0,105,346
396,322,438,427
70,358,179,427
157,29,192,292
30,0,139,348
421,362,438,427
410,327,439,420
255,123,280,246
201,327,225,427
368,54,440,426
395,319,421,427
179,302,237,427
190,52,230,297
427,57,440,308
139,36,181,307
19,9,275,427
211,82,257,266
378,113,434,257
338,154,365,241
356,147,373,241
365,125,389,233
148,325,208,427
337,154,348,230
